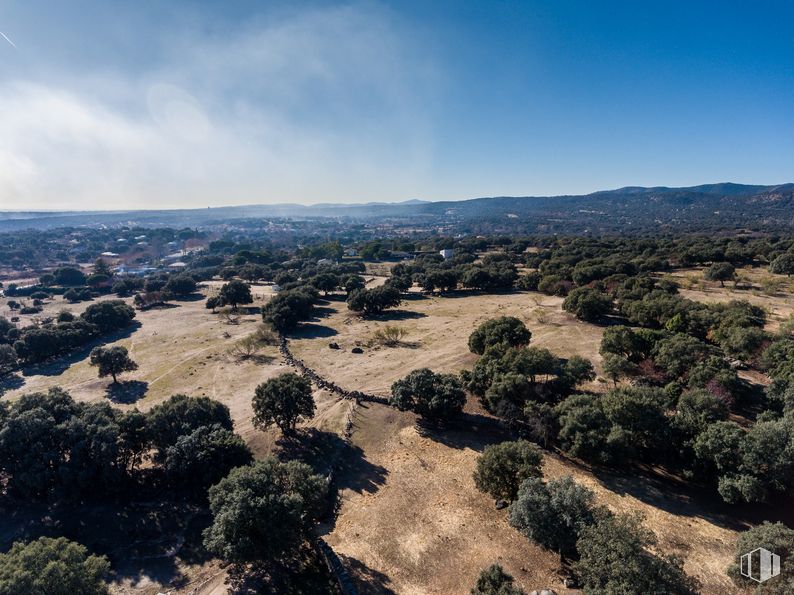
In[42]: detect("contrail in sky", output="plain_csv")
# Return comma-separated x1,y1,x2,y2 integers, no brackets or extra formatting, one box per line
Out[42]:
0,31,17,49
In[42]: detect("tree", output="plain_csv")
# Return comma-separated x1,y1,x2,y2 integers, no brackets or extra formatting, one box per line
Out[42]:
554,394,613,463
509,475,599,560
81,300,136,333
729,522,794,592
575,513,699,594
770,252,794,276
672,390,729,442
89,346,138,384
147,394,233,454
390,368,466,423
704,262,735,287
39,273,56,287
652,333,712,378
341,274,367,294
218,279,253,311
471,564,526,595
386,274,412,293
0,536,110,595
473,440,543,501
482,373,532,424
346,286,402,316
164,274,197,297
468,317,531,355
262,289,316,331
203,458,327,563
601,353,638,385
163,425,253,493
252,373,315,435
0,344,18,376
600,386,669,458
562,287,613,322
54,267,87,287
310,272,339,295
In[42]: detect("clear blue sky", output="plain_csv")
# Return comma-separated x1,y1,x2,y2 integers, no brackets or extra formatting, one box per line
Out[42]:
1,0,792,209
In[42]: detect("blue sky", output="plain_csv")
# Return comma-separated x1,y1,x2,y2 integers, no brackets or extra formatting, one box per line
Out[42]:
1,1,793,209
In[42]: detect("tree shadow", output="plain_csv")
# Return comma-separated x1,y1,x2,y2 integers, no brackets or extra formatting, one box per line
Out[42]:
372,309,427,321
173,293,204,302
106,380,149,404
277,429,388,498
311,306,336,319
225,543,337,594
580,458,751,532
232,353,277,365
0,373,25,394
289,323,338,339
0,499,209,590
21,321,143,378
338,553,397,594
416,411,510,451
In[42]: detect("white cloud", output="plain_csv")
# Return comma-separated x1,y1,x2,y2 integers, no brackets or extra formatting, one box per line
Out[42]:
0,3,438,210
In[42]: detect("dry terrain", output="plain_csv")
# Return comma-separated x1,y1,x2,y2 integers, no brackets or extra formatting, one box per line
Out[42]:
5,275,791,593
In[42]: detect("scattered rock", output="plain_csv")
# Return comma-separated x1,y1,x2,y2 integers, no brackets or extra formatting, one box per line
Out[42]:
351,347,364,354
563,576,580,588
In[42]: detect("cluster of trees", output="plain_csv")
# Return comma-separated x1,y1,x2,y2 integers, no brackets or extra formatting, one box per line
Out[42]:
462,317,595,432
347,285,402,316
389,252,519,294
471,440,699,593
0,300,135,367
0,389,250,502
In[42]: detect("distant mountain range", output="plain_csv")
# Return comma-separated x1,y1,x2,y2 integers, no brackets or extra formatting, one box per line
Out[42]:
1,183,793,233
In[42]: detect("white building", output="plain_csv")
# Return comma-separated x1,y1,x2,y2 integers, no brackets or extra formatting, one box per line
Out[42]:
439,249,454,260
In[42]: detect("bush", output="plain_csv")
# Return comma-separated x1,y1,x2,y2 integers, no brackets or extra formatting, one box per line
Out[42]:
473,440,543,501
371,325,408,347
471,564,526,595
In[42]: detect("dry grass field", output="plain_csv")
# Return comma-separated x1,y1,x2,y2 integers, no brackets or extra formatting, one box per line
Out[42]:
4,273,792,594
